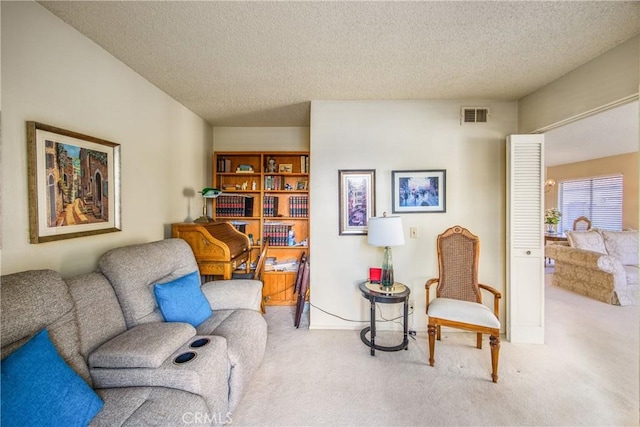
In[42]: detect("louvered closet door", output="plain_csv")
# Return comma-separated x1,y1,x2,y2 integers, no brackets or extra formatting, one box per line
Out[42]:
506,135,544,344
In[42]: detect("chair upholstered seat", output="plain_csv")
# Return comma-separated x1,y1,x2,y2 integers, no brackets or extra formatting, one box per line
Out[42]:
428,298,500,329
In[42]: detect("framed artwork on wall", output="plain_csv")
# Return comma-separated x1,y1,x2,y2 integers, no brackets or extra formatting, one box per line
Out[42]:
392,170,446,213
338,169,375,235
27,121,122,243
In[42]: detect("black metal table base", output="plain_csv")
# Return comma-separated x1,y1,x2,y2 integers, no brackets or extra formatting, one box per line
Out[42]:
360,327,409,355
358,281,411,356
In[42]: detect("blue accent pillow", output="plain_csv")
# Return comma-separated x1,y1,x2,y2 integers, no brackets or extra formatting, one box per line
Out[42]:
1,329,104,427
154,271,212,327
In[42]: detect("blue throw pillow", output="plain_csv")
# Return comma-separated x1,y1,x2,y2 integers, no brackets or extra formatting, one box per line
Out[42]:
1,329,104,427
154,271,212,327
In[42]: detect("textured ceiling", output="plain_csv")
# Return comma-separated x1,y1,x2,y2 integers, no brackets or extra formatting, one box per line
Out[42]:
39,1,639,128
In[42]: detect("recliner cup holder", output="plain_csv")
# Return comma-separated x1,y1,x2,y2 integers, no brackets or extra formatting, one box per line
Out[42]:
190,338,210,348
173,351,197,364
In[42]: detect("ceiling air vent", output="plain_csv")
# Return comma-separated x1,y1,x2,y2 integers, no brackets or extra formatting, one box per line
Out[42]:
461,107,490,124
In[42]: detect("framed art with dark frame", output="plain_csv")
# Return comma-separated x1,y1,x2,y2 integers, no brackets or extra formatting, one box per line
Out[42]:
392,170,446,213
338,169,375,235
27,121,122,243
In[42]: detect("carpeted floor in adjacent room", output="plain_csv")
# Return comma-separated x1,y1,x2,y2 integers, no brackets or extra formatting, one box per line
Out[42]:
231,270,639,426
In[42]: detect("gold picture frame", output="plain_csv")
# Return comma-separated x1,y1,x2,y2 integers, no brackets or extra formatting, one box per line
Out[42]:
27,121,122,243
278,163,293,173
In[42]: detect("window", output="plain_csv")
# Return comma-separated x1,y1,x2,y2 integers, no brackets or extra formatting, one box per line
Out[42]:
558,175,622,233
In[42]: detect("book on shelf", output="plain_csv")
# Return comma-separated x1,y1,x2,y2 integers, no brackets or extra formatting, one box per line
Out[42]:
263,195,279,217
263,175,285,191
300,155,309,173
262,221,294,247
217,158,232,172
288,195,308,217
229,220,248,233
236,164,255,173
265,258,299,272
215,195,254,217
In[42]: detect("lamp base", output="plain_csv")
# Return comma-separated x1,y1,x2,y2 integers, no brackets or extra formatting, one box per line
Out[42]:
381,246,394,287
194,216,213,223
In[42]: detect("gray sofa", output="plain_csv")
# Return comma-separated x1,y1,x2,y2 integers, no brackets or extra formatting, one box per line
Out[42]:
1,238,267,426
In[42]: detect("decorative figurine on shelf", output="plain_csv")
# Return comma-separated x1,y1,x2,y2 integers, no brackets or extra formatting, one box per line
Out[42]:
252,181,257,191
285,183,293,191
267,156,277,173
241,181,248,190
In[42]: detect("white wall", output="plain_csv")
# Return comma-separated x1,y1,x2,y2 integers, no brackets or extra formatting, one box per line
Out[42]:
1,2,212,276
213,127,309,152
309,100,518,331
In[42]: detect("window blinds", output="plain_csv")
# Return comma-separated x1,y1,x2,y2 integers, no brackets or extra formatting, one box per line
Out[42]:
558,175,623,233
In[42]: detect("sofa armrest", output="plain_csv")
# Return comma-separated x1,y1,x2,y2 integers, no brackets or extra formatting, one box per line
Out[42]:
545,245,626,275
201,279,263,312
89,322,196,369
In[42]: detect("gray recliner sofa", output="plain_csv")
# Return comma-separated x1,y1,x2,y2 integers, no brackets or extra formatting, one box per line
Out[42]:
1,238,267,426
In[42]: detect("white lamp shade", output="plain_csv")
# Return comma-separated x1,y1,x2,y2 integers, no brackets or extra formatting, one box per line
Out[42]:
368,215,405,247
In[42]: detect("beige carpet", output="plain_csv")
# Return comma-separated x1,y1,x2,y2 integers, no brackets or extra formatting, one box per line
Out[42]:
231,271,639,426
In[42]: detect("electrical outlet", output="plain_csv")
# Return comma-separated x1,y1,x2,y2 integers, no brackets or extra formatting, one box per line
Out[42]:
410,227,418,238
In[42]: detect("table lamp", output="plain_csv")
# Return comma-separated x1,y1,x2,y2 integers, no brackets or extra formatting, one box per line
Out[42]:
194,187,223,223
367,213,405,288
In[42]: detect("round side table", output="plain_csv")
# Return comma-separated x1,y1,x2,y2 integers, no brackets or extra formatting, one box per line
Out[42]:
358,281,410,356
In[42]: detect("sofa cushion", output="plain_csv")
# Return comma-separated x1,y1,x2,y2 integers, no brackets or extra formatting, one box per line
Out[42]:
623,265,639,286
92,386,212,427
1,269,91,384
566,230,607,253
601,230,638,266
66,272,128,359
1,329,103,427
154,271,212,327
98,239,201,328
89,322,196,369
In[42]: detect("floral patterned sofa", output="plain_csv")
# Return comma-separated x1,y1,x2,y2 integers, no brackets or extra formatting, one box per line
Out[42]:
545,229,638,305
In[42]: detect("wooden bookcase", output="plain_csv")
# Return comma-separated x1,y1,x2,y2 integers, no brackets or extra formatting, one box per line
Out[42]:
213,151,310,306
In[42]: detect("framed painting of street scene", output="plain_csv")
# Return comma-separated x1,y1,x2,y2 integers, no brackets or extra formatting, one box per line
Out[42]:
338,169,375,235
27,122,121,243
392,170,446,213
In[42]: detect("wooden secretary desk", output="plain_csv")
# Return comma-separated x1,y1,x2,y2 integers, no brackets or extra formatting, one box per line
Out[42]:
171,222,251,280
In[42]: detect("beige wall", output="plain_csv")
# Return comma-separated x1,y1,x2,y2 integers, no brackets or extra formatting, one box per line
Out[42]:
213,127,309,152
519,35,639,133
309,100,518,331
1,2,213,276
545,152,639,230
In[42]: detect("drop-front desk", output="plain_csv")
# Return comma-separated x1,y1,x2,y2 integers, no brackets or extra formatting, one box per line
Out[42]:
172,222,251,280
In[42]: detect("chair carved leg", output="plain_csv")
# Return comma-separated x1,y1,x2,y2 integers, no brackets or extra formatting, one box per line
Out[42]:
427,324,436,366
490,334,500,383
436,325,441,341
476,333,482,349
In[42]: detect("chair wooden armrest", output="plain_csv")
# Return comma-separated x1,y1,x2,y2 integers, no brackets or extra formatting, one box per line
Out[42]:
478,283,501,316
425,278,439,312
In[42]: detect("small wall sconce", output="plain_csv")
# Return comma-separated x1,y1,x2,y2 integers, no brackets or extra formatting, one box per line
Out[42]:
544,178,556,193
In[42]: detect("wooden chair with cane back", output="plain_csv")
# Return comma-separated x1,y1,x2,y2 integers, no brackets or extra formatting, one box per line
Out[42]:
232,237,269,313
425,226,502,383
572,216,591,231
